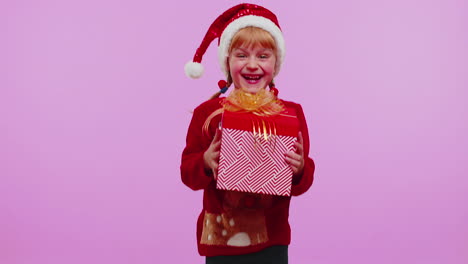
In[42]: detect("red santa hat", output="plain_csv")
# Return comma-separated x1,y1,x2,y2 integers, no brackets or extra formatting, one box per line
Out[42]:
184,3,285,80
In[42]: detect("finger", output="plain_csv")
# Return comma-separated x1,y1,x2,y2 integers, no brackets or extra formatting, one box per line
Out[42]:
285,157,299,173
298,131,304,145
285,151,301,161
285,156,301,167
213,129,222,142
296,132,304,155
207,159,216,169
294,141,304,155
213,140,221,151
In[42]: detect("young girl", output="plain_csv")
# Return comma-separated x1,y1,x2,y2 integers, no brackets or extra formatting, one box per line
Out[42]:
181,4,315,264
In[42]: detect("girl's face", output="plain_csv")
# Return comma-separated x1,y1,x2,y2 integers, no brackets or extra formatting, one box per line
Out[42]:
228,45,276,94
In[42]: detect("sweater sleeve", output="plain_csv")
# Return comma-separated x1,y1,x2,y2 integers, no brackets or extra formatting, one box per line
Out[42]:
290,103,315,196
180,103,216,191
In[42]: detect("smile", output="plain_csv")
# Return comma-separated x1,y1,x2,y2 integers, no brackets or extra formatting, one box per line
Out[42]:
242,74,263,83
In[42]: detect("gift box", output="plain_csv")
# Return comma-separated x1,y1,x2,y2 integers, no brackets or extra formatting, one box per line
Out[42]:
217,107,299,196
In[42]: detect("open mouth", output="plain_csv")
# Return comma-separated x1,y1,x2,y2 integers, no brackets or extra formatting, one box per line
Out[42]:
242,74,263,84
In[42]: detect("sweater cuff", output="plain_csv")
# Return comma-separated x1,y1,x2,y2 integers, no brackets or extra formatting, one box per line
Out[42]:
292,171,303,185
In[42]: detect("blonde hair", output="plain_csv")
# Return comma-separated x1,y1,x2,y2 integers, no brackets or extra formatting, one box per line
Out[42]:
209,26,277,100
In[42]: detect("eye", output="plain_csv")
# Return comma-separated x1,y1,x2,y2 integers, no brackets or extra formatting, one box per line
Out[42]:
236,53,247,58
259,54,269,59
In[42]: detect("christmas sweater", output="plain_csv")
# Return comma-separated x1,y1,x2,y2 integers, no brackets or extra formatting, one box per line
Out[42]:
181,97,315,257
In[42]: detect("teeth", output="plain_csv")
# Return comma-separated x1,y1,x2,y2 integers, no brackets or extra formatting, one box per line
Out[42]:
243,75,261,80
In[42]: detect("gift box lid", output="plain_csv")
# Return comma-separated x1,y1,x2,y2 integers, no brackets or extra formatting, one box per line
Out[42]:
221,106,299,137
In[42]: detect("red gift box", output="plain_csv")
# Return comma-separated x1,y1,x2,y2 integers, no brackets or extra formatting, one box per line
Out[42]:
217,107,299,196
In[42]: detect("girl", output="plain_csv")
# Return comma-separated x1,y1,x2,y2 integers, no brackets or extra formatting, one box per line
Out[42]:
181,4,315,264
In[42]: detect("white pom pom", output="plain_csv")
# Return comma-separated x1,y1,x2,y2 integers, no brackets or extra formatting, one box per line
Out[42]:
184,61,204,79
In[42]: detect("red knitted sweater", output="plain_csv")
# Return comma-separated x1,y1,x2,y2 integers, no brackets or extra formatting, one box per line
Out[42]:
181,97,315,257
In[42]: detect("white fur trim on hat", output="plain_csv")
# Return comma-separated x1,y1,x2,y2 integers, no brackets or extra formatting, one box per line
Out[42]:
184,61,204,79
218,15,285,79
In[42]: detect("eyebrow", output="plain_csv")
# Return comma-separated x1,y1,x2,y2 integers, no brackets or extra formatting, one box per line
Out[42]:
233,47,249,52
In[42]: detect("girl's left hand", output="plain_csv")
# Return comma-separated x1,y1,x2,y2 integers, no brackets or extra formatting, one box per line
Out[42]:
285,131,305,176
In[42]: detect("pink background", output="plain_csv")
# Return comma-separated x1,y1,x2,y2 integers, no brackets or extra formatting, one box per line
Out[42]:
2,0,467,263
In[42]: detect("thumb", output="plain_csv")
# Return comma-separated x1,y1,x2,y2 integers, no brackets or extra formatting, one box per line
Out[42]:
298,131,304,145
213,128,222,142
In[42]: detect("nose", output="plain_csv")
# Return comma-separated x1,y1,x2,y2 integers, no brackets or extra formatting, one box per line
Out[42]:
246,57,258,71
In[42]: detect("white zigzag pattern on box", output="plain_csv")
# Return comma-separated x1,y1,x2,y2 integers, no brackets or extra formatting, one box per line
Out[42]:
218,128,296,196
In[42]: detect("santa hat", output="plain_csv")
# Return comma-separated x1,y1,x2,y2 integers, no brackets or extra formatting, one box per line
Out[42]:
184,3,285,80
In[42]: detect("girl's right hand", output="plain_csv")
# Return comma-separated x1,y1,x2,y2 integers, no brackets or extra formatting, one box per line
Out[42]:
203,129,221,180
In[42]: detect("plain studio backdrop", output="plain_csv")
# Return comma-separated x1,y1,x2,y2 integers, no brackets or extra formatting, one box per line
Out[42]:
2,0,467,263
